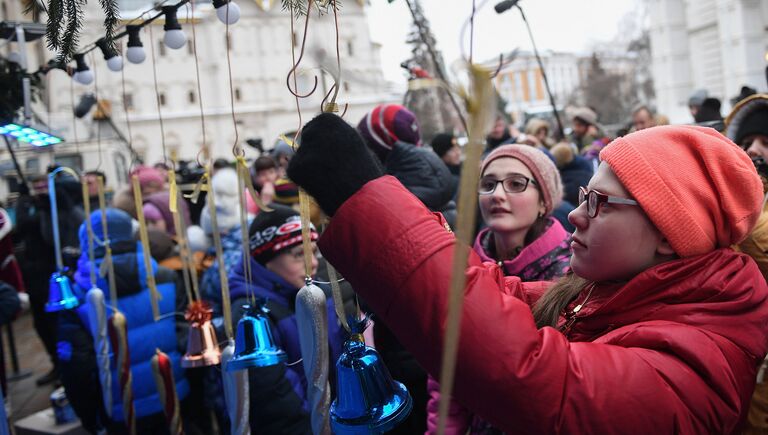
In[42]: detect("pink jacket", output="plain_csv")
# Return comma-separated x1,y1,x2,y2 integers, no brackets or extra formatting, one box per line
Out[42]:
426,219,572,434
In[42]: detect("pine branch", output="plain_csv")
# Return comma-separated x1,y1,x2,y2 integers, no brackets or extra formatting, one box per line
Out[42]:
46,0,63,51
22,0,47,22
282,0,308,17
99,0,119,52
57,0,83,63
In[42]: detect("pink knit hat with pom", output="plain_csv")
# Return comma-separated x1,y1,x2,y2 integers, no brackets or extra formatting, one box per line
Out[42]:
480,144,563,215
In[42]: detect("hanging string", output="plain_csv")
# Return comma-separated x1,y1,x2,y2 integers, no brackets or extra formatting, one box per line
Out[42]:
436,64,495,435
172,180,200,302
48,167,79,272
69,78,80,155
90,51,104,171
132,175,162,320
206,165,233,339
81,178,97,288
224,8,239,157
119,38,136,169
285,0,318,100
45,71,52,133
469,0,476,64
172,189,194,304
236,167,254,304
287,3,303,141
319,0,347,115
298,189,313,280
98,176,119,310
189,0,208,165
147,23,169,165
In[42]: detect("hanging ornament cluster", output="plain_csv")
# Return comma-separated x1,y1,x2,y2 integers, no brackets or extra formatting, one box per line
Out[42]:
39,0,243,82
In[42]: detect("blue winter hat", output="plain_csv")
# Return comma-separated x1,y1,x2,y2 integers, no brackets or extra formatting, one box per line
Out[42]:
78,207,134,254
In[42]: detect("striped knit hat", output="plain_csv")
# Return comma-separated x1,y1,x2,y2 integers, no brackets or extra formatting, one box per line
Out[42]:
357,104,422,158
248,204,318,265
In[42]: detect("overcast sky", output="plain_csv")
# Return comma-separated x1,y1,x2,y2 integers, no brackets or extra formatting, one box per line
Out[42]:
366,0,642,84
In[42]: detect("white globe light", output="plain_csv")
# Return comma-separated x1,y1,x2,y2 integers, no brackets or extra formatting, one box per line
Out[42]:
106,55,123,72
216,2,240,24
74,69,94,85
7,52,21,64
164,29,187,49
126,47,146,64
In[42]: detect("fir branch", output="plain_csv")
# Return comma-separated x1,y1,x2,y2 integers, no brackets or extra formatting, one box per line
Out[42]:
313,0,341,15
46,0,64,51
22,0,47,22
282,0,308,18
99,0,119,52
57,0,83,63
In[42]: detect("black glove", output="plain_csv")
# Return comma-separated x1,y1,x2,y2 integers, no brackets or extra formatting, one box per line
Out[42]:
287,113,384,216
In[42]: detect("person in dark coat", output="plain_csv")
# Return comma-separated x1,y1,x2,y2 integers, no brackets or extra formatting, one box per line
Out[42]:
57,208,190,434
549,142,594,207
14,171,84,386
357,104,457,229
228,205,347,434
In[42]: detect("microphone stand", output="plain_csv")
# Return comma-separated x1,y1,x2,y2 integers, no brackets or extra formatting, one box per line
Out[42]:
514,4,565,140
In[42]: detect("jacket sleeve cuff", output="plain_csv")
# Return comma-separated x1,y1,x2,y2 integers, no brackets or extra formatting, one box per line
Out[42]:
319,176,455,316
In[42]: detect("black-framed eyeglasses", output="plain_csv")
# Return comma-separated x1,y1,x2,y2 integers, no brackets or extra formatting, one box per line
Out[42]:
578,187,639,218
478,175,538,195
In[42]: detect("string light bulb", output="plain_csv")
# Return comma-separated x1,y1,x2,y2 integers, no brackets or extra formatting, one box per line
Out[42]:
95,38,123,72
162,6,187,49
213,0,241,24
72,53,94,85
126,25,146,64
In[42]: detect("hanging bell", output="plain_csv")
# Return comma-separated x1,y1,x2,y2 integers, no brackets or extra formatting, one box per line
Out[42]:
226,301,287,371
330,320,412,434
45,271,79,312
181,301,221,368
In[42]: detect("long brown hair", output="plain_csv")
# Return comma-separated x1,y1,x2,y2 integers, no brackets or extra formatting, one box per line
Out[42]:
532,274,592,328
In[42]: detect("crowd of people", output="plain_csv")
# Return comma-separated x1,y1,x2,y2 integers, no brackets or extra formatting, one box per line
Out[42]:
1,90,768,434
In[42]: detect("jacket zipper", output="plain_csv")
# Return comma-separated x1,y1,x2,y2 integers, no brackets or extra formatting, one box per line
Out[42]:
560,285,594,337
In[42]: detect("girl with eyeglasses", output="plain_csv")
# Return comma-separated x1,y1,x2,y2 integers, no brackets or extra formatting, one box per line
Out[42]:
426,145,572,433
288,115,768,434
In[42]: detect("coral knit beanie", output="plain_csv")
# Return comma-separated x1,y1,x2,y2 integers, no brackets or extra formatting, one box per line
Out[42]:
600,125,763,257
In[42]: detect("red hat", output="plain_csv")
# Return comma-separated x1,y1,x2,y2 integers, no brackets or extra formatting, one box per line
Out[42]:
357,104,422,151
600,125,763,257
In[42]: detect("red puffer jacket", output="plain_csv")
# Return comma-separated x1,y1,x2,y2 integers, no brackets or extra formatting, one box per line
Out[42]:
319,176,768,434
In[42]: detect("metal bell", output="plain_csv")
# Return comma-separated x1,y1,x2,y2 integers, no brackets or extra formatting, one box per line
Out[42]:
181,302,221,368
330,336,413,434
45,271,79,312
226,302,287,371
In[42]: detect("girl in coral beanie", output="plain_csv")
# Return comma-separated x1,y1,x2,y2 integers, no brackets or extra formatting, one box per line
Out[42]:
288,115,768,434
